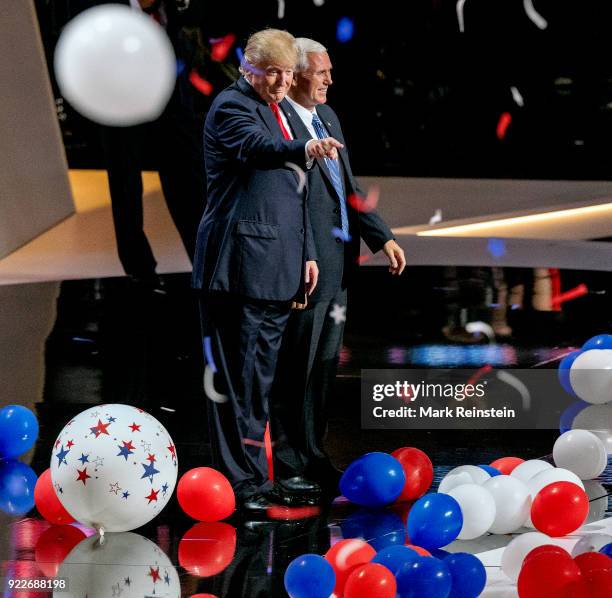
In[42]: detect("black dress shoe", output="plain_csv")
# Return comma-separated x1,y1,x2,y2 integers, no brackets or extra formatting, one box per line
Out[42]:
241,492,274,513
267,476,322,507
278,476,322,494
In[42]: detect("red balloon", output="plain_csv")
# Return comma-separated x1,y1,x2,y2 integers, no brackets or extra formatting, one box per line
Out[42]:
178,522,236,577
564,580,590,598
34,469,75,525
190,595,219,598
531,482,589,537
344,563,397,598
574,552,612,575
406,544,432,557
583,568,612,595
391,447,434,501
490,456,524,474
177,467,235,521
325,538,376,596
517,551,581,598
34,525,86,577
524,544,570,566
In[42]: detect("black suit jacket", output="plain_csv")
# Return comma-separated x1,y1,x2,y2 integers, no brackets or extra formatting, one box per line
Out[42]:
192,77,316,300
280,100,393,302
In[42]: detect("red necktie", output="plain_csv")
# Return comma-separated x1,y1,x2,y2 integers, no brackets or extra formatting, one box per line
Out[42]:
269,103,291,140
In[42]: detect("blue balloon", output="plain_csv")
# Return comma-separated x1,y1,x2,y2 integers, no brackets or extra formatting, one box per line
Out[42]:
407,493,463,550
600,542,612,558
444,552,487,598
372,545,419,575
341,508,406,551
0,459,37,516
0,405,39,459
340,452,406,507
284,553,335,598
430,548,451,559
559,400,590,433
396,555,452,598
582,334,612,350
478,465,502,477
558,351,581,397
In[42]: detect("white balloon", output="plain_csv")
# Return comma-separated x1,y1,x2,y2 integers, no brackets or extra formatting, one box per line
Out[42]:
587,429,612,455
50,404,178,532
501,531,557,582
448,483,497,540
54,5,176,126
510,459,553,483
573,403,612,455
583,481,608,524
483,475,532,534
553,430,607,480
438,465,490,494
56,532,180,597
571,532,612,557
569,349,612,405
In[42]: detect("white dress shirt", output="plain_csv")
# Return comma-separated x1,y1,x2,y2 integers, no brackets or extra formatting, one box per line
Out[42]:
284,95,318,139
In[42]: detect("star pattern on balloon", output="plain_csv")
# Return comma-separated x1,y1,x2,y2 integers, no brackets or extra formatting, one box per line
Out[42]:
90,419,111,438
56,444,70,467
109,481,121,495
141,461,160,483
78,452,90,465
148,566,161,584
117,440,136,461
129,422,141,432
66,439,75,448
145,488,159,504
76,467,91,485
140,440,152,452
122,490,130,500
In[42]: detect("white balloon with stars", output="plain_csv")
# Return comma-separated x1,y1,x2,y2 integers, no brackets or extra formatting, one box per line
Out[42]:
50,404,177,532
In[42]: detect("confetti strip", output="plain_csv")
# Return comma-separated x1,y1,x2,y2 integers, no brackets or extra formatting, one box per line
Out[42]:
456,0,467,33
203,336,217,373
189,70,213,96
203,364,228,403
347,186,379,213
429,208,442,225
313,0,325,6
466,364,493,387
497,370,531,410
277,0,285,19
357,254,371,265
523,0,548,30
496,112,512,140
510,86,525,107
551,284,588,309
336,17,355,43
285,162,306,193
465,321,495,341
210,33,236,62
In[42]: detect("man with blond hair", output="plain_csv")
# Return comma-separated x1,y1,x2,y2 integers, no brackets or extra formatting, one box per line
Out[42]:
192,29,343,512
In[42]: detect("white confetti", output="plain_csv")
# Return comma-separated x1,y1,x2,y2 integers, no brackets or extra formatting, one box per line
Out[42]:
285,161,306,194
204,364,228,403
510,86,524,107
313,0,325,6
429,208,443,225
456,0,467,33
465,321,495,340
497,370,531,411
523,0,547,30
329,303,346,325
277,0,285,19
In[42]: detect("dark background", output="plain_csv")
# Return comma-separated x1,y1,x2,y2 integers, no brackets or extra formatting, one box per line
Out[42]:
34,0,612,180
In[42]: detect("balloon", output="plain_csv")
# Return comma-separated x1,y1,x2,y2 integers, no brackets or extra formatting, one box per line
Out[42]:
574,552,611,575
372,545,418,575
340,452,405,507
177,467,235,521
553,429,607,480
344,563,396,598
559,400,589,433
587,428,612,455
391,447,434,501
531,481,589,537
517,550,582,598
527,467,585,497
489,456,524,474
178,522,236,577
50,404,178,532
443,552,486,598
341,508,406,551
58,532,180,597
482,475,531,534
325,538,375,595
0,459,37,515
510,459,553,483
583,481,608,524
396,555,452,598
501,531,556,581
407,493,463,550
34,468,75,525
438,465,490,494
523,544,570,565
0,404,39,458
583,334,612,350
284,554,336,598
406,544,432,556
34,525,86,578
572,533,612,557
54,5,176,126
601,542,612,558
478,464,501,477
558,350,582,396
582,569,612,595
447,484,496,540
569,349,612,405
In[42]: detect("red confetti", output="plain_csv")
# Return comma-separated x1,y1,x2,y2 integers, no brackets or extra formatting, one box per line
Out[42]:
357,255,371,265
552,284,588,309
348,186,379,213
265,422,274,482
189,70,213,96
467,364,493,386
211,33,236,62
496,111,512,140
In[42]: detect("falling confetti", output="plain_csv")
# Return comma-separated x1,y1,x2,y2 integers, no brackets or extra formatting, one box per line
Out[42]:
312,0,325,6
210,33,236,62
348,186,379,213
429,209,443,225
456,0,467,32
332,227,351,242
203,336,217,373
510,86,525,107
497,370,531,410
176,59,185,76
329,303,347,325
203,364,228,404
336,17,354,43
285,162,306,193
466,364,493,386
277,0,285,19
357,255,371,265
487,238,506,258
189,70,213,96
523,0,548,30
551,284,588,309
465,321,495,341
496,112,512,140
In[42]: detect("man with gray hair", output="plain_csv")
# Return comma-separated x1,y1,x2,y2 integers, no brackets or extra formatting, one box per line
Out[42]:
268,37,406,504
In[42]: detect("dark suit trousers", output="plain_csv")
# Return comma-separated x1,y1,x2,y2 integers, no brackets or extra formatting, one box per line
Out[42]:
270,287,347,480
100,109,205,278
200,292,291,499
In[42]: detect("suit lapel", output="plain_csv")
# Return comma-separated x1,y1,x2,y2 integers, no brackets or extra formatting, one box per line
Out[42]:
235,77,284,140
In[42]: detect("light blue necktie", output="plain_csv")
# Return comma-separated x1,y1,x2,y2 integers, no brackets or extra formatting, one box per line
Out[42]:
311,113,350,239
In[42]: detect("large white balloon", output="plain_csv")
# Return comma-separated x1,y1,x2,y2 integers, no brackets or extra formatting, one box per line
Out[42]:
571,532,612,557
510,459,553,483
56,532,180,597
54,5,176,126
583,480,608,524
501,531,558,582
527,467,585,497
448,483,496,540
438,465,490,494
569,349,612,405
553,430,607,480
573,403,612,455
483,475,531,534
50,404,178,532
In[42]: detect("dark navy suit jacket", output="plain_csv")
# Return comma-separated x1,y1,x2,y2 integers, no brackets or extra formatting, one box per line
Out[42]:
280,100,393,302
192,77,316,301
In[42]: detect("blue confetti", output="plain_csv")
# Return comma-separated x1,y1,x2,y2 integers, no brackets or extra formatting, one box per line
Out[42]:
487,238,506,258
176,59,185,76
236,47,244,63
336,17,355,43
203,336,217,373
332,227,352,242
